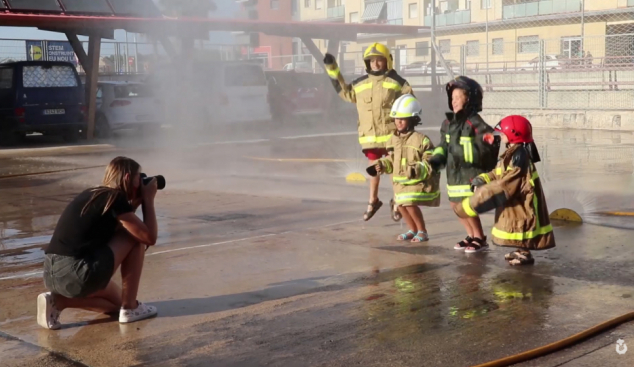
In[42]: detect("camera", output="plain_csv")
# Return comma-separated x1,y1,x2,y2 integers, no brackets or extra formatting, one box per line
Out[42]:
140,173,166,190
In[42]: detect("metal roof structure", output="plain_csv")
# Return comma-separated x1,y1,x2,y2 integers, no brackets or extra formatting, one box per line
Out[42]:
0,0,427,139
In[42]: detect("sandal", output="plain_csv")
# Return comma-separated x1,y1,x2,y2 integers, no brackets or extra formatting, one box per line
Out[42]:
363,200,383,221
397,230,416,241
508,252,535,266
411,231,429,243
465,237,489,253
504,251,523,261
390,199,402,222
454,236,473,251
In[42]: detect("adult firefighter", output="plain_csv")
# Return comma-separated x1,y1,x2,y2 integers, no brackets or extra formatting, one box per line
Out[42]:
323,43,414,221
429,76,500,253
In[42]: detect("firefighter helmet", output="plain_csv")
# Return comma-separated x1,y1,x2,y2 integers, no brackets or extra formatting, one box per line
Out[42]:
390,94,421,119
495,115,534,144
363,43,393,73
446,76,484,113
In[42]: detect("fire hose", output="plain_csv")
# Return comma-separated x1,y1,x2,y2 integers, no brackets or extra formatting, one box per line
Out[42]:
473,311,634,366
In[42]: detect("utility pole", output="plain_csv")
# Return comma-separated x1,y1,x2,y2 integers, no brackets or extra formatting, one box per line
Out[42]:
485,0,489,72
581,0,585,54
431,0,437,92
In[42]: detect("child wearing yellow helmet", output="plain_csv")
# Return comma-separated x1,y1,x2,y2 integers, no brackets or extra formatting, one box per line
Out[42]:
324,43,414,222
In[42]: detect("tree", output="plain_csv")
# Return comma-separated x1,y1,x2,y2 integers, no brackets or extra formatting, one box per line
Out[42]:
157,0,217,17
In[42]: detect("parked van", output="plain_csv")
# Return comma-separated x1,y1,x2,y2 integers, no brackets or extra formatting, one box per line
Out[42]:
0,61,85,145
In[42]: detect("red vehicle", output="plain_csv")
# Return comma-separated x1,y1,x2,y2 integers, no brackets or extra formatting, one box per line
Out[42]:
266,72,331,121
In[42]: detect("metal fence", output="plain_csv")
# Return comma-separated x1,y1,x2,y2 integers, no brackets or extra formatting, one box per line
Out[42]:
0,38,240,75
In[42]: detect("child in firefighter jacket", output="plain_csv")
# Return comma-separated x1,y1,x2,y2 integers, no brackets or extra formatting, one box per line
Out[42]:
366,94,441,243
454,115,556,265
429,76,500,253
323,43,414,222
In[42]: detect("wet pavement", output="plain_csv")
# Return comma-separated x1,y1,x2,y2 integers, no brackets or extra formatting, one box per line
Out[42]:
1,123,634,366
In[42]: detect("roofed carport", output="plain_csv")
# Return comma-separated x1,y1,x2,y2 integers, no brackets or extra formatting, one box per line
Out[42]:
0,0,427,139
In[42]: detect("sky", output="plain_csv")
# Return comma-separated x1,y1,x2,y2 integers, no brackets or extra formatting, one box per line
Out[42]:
0,0,238,44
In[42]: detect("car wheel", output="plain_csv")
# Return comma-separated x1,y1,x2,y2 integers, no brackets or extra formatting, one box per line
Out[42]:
95,114,112,139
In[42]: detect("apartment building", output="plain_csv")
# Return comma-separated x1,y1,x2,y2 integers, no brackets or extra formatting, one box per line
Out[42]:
234,0,297,70
297,0,634,71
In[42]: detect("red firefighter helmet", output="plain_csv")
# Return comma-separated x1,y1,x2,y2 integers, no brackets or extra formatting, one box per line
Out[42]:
495,115,533,144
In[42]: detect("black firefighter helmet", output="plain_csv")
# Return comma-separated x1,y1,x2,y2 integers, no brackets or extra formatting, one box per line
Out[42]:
446,76,484,113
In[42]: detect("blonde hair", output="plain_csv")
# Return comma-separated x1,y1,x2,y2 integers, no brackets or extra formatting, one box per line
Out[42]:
82,156,141,216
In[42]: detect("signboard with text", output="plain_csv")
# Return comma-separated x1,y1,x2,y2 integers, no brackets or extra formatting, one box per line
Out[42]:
25,40,78,66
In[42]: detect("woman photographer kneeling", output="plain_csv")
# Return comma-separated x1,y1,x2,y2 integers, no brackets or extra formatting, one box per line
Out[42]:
38,156,159,329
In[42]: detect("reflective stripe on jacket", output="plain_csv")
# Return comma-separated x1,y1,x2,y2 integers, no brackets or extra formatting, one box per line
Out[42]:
326,62,413,150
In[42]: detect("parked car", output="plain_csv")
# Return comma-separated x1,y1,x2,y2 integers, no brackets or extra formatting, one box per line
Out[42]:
401,60,461,75
282,62,314,73
94,81,163,137
0,61,85,145
519,55,566,71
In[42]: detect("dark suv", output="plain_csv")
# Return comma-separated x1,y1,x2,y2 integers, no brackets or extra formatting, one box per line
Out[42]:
0,61,86,145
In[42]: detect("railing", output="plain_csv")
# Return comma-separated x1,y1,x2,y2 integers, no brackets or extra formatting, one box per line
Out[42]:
326,5,344,19
424,10,471,27
503,0,581,20
386,18,403,25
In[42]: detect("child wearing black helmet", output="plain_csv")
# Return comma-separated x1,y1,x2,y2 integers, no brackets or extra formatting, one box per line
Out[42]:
429,76,500,253
454,115,555,265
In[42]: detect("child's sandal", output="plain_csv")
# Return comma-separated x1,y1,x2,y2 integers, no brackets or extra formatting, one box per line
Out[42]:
508,252,535,266
363,200,383,221
390,199,402,222
411,231,429,243
397,230,416,241
464,237,489,253
454,236,473,251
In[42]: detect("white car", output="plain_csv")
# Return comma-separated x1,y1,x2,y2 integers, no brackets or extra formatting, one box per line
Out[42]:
95,81,164,137
519,55,565,71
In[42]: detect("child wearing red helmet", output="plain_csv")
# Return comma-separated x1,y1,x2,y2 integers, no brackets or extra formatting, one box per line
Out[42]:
453,115,555,265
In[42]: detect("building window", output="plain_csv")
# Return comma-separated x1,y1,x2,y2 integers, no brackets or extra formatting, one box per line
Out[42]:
315,0,323,10
439,39,451,54
408,3,418,18
350,12,359,23
481,0,491,9
292,0,298,14
466,40,479,56
518,35,540,54
270,0,279,10
492,38,504,55
416,41,429,56
305,0,310,7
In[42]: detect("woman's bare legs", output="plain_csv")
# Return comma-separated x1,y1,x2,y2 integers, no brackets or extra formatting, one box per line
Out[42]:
53,230,144,313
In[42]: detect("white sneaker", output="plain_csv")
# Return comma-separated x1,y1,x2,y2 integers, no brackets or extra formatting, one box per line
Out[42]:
119,302,158,324
37,292,61,330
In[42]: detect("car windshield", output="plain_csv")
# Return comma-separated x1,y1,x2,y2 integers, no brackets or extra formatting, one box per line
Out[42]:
22,65,78,88
225,64,266,87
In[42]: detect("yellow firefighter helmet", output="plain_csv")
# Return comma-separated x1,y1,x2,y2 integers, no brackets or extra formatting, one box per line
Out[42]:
363,43,393,72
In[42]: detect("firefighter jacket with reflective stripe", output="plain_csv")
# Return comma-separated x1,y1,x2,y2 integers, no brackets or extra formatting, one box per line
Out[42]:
368,131,441,207
326,63,413,150
455,144,556,250
432,110,497,201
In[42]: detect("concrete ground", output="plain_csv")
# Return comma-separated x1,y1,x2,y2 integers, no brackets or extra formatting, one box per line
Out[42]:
1,122,634,367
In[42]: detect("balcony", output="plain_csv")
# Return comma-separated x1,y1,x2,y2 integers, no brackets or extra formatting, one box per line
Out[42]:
327,5,345,20
424,10,471,27
503,0,581,20
387,18,403,25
